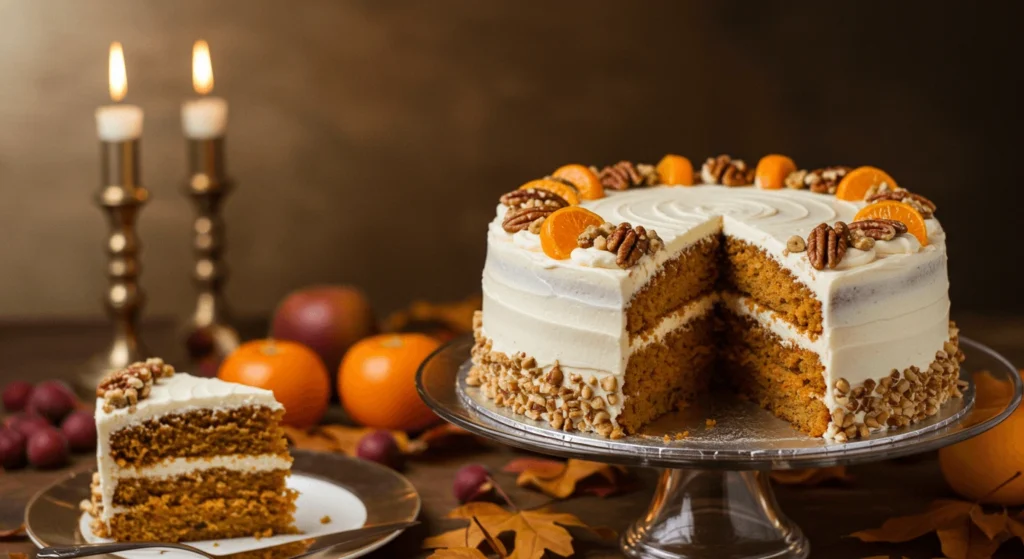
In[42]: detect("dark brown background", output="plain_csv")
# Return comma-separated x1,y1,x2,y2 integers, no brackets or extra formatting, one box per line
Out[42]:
0,1,1021,320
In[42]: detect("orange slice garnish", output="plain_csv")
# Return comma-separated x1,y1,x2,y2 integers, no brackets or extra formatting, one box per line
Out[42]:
656,154,694,186
552,164,604,200
540,206,604,260
835,166,898,201
853,201,929,246
519,178,580,206
754,154,797,190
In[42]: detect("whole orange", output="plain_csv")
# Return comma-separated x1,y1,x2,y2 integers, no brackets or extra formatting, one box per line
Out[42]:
939,370,1024,505
338,333,441,431
219,339,331,429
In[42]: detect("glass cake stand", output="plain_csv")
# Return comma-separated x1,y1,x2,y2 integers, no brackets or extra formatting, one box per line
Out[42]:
417,336,1022,559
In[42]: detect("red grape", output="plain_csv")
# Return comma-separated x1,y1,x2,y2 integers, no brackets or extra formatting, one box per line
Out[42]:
453,464,491,503
2,381,34,413
4,413,51,438
27,380,77,424
0,429,27,469
61,411,97,452
27,427,69,469
356,430,404,470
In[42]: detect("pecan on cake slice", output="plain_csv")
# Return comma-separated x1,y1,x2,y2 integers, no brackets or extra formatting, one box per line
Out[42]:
97,357,175,412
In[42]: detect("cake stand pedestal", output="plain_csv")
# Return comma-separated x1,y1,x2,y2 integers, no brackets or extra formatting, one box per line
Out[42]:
417,336,1022,559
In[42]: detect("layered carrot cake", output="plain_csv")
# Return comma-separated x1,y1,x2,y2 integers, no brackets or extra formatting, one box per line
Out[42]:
469,155,965,442
81,359,297,542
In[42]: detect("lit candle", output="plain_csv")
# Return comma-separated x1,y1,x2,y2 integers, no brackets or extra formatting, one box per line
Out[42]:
182,40,227,139
95,42,143,142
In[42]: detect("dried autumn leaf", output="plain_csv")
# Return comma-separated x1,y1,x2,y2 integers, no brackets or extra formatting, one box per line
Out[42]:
1008,513,1024,542
406,424,484,455
969,508,1007,540
282,425,409,455
937,518,1004,559
423,501,615,559
427,548,489,559
850,500,973,543
770,466,853,486
0,523,26,539
502,458,629,499
319,425,410,455
851,493,1024,559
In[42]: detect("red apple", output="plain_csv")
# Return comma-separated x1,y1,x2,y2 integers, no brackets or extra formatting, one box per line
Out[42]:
271,285,377,373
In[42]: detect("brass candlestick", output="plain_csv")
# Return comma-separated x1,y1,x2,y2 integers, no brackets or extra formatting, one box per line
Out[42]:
79,140,152,394
182,137,239,364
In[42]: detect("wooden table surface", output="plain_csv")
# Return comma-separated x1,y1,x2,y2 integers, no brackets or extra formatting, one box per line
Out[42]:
2,315,1023,559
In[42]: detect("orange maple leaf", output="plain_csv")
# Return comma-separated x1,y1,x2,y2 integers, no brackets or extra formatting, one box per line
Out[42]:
423,502,614,559
770,466,853,486
502,458,629,499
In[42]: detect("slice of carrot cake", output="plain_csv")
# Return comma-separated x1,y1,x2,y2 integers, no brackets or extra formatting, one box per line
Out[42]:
81,359,297,542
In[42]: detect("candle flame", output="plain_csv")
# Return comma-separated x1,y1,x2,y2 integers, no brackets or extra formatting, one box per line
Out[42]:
192,40,214,95
109,42,127,102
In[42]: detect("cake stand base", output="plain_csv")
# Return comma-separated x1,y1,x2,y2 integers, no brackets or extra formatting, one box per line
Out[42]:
622,469,807,559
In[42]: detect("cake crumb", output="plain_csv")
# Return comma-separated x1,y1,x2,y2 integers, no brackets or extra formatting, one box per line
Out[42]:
212,543,219,548
663,434,671,443
675,430,689,440
705,418,717,428
320,515,331,524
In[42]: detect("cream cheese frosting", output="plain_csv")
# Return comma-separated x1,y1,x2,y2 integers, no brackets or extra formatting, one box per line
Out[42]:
480,184,950,439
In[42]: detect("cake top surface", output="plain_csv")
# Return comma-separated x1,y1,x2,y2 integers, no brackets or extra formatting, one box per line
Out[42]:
95,359,281,423
492,185,943,273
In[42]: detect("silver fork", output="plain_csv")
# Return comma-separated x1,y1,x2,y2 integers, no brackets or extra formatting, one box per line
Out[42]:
36,520,418,559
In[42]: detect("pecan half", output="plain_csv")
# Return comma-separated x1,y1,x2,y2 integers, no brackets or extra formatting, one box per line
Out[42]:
785,170,808,189
587,222,663,268
499,188,568,210
597,161,656,190
701,155,754,186
502,206,557,233
865,190,936,218
848,218,907,241
834,221,851,244
97,358,174,412
805,166,851,194
806,223,848,270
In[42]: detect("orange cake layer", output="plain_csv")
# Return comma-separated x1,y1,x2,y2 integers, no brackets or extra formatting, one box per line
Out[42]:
626,235,719,335
108,406,289,466
112,468,290,507
720,236,823,336
617,313,717,434
718,312,830,436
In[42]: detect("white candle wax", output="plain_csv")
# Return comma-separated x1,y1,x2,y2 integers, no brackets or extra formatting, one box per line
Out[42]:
95,104,143,142
182,97,228,139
